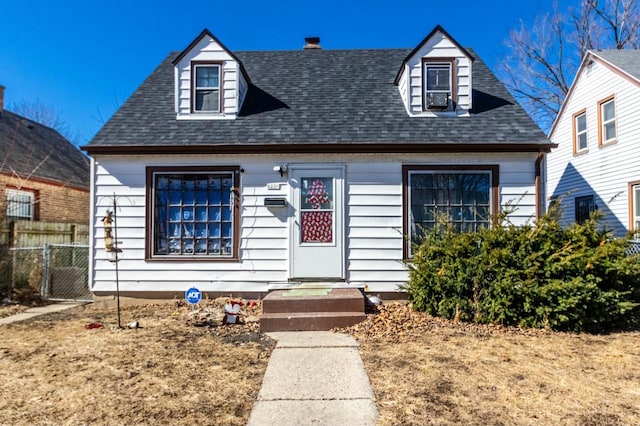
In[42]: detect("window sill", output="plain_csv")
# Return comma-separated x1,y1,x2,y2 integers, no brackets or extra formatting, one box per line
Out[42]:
407,110,468,118
145,255,239,262
599,139,617,148
573,149,589,157
176,113,236,120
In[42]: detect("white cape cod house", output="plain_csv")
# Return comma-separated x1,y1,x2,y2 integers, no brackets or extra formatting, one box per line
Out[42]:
547,50,640,237
82,25,552,299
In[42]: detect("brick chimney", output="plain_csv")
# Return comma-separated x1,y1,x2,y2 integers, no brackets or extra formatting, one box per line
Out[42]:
304,37,321,50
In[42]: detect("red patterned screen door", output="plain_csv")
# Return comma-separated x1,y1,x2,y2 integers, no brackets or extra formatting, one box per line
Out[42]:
290,166,344,280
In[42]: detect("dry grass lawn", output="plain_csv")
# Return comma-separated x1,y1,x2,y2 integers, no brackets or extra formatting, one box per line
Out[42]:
342,303,640,426
0,300,273,425
0,303,28,318
3,299,640,425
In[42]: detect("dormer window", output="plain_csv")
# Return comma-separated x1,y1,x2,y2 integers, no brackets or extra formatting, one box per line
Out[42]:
395,25,472,117
173,29,251,120
423,59,455,111
192,63,221,113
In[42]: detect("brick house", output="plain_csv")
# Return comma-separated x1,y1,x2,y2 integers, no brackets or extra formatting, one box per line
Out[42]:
0,85,90,227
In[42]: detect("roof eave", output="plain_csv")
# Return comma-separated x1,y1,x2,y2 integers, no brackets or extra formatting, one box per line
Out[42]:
83,142,556,156
549,50,640,138
0,171,89,192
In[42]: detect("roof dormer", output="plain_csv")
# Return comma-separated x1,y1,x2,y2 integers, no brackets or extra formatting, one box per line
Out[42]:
172,29,251,120
395,25,474,117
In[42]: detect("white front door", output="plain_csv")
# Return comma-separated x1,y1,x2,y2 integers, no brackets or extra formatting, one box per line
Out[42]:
290,166,345,280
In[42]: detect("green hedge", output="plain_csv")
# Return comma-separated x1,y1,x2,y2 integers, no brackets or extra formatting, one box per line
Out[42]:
405,210,640,331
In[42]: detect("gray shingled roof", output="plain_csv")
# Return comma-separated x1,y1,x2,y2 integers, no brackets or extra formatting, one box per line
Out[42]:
593,49,640,81
86,48,549,150
0,110,89,189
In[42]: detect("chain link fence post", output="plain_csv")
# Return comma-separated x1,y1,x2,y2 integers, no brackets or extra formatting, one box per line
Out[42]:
41,243,50,299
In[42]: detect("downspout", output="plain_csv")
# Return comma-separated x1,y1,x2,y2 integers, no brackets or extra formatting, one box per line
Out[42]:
535,151,545,219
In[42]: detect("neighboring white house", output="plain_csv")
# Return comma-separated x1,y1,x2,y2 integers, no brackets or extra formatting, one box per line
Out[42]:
547,50,640,237
82,25,552,298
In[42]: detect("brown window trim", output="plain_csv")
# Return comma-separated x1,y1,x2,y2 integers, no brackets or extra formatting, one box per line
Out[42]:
597,95,616,147
190,61,224,114
628,180,640,231
5,185,40,221
422,58,456,112
402,164,499,260
572,109,588,156
145,166,241,262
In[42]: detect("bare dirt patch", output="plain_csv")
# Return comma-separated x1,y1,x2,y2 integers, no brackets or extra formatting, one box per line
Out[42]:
340,302,640,426
0,299,273,425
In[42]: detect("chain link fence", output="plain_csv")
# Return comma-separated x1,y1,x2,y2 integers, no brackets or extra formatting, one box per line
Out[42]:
42,244,91,301
1,244,91,302
3,247,43,302
628,240,640,256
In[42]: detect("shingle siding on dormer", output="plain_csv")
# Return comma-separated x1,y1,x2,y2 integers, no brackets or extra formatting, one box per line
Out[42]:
174,35,248,119
399,30,472,116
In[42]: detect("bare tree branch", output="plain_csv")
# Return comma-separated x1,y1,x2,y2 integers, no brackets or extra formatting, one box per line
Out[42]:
9,99,79,144
497,0,640,133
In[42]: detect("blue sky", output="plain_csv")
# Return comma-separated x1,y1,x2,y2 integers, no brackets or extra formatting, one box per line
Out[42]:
0,0,561,145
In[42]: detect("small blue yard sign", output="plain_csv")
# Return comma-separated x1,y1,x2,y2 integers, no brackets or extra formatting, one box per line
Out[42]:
185,287,202,305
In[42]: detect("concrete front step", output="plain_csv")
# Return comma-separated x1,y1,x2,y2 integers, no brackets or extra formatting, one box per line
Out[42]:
260,312,366,332
263,288,364,314
260,288,366,332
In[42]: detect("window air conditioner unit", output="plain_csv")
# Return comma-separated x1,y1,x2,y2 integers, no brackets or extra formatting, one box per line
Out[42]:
427,92,449,109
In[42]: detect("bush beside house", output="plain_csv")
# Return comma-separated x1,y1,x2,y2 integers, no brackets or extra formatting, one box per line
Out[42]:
406,209,640,331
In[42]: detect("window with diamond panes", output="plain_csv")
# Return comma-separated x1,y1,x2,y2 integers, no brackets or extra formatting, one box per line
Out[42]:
409,172,491,246
300,177,334,244
153,172,235,257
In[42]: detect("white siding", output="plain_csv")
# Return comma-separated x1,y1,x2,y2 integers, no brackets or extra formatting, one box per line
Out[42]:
91,152,539,294
346,162,404,291
547,58,640,236
402,30,472,117
175,35,241,120
398,64,409,111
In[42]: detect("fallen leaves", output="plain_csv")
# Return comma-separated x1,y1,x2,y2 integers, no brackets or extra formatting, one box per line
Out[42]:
337,301,552,343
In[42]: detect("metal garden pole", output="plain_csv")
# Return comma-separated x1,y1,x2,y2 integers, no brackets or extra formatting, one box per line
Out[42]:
113,194,122,329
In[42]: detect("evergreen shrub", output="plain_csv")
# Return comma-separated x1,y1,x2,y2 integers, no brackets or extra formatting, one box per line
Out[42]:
405,210,640,331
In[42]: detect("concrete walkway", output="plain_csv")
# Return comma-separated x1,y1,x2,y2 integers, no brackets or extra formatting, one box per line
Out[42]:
248,331,379,426
0,302,86,325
